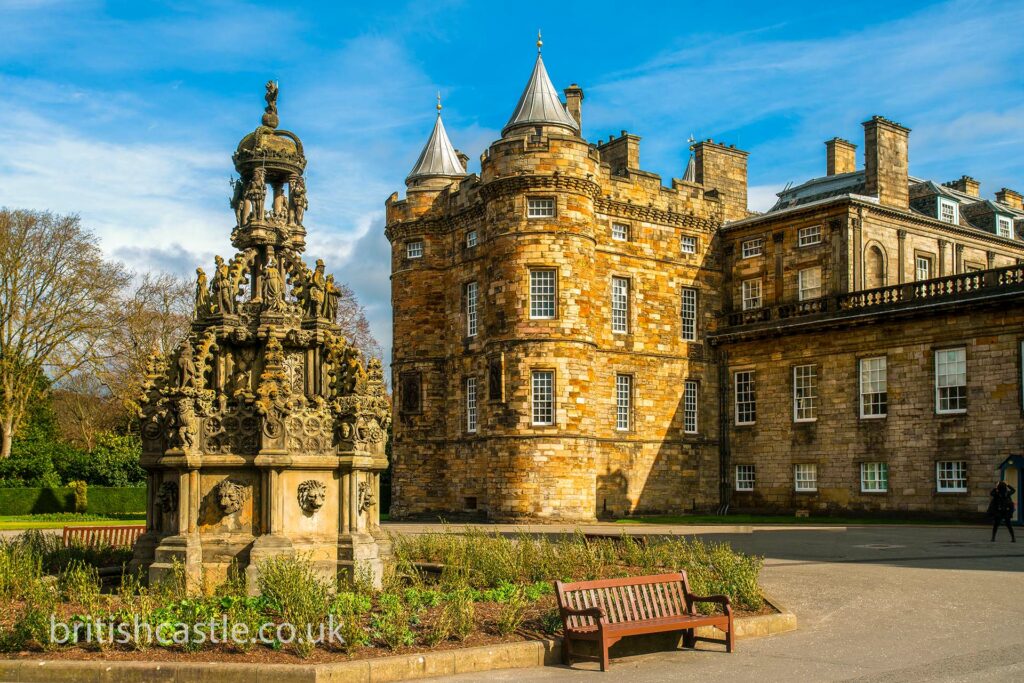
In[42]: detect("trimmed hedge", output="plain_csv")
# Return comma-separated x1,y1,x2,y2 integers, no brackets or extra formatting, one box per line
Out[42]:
0,486,146,516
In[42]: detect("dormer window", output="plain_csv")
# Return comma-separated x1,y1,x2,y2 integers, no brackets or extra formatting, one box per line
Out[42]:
997,216,1013,239
938,198,958,224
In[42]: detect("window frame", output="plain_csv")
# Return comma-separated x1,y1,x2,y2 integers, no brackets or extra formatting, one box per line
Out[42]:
529,269,557,320
681,287,698,341
798,266,822,301
860,462,889,493
530,370,555,426
465,281,478,338
741,237,764,259
741,278,762,311
683,380,699,434
680,235,698,254
735,465,755,492
936,460,967,493
611,222,630,242
527,197,555,218
797,225,822,247
915,254,933,281
406,240,424,259
934,347,967,415
793,364,817,423
615,374,632,432
997,216,1013,239
465,376,477,433
938,198,959,224
794,464,818,492
734,370,756,426
611,276,630,334
466,229,478,249
859,356,888,419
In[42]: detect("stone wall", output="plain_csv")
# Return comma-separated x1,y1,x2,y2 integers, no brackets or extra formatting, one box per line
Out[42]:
723,302,1024,516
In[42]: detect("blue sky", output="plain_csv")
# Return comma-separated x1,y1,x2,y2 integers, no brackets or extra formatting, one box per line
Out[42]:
1,0,1022,363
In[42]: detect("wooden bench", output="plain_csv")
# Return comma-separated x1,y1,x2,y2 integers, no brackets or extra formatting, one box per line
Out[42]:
554,571,734,671
62,525,144,548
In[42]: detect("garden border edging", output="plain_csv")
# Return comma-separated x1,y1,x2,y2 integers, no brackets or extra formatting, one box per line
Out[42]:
0,599,796,682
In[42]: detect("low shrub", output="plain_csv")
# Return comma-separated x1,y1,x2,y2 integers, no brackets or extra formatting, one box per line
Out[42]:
256,554,332,657
371,592,414,649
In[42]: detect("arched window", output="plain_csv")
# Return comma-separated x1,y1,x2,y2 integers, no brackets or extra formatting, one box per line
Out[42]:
865,245,886,289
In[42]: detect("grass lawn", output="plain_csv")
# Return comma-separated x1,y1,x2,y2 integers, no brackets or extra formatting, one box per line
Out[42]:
0,512,145,530
616,513,979,526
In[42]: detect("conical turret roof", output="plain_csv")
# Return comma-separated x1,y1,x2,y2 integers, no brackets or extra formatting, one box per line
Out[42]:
502,53,579,136
406,111,466,184
683,155,696,183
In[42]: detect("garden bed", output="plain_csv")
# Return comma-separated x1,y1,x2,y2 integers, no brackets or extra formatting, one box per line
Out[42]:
0,527,770,664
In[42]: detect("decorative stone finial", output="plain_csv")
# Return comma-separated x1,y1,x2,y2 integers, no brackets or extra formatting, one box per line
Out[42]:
262,80,279,128
537,29,543,53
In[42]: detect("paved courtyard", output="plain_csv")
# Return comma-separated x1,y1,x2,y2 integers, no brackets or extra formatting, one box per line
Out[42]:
410,523,1024,682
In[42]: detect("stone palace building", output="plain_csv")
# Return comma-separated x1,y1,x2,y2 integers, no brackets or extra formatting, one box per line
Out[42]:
386,44,1024,522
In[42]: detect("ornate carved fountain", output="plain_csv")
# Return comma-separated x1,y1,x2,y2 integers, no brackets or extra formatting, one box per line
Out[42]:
130,82,390,592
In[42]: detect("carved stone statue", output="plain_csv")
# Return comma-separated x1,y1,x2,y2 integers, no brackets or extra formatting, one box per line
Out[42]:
230,178,244,227
195,268,209,317
323,274,340,321
243,168,266,225
212,256,235,315
272,183,287,219
289,175,308,225
216,479,251,515
262,80,279,127
262,258,285,310
307,259,326,318
157,482,178,514
177,343,197,389
297,479,327,514
175,398,198,452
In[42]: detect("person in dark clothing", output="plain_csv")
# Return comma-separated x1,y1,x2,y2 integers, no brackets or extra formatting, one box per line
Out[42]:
990,481,1016,542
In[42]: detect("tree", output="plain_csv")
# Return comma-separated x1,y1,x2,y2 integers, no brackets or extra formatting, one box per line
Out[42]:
88,271,192,427
0,209,130,458
333,280,382,360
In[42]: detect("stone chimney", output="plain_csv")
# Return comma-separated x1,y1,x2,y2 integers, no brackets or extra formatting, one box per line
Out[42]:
863,116,910,209
943,175,980,197
693,139,749,222
825,138,857,176
564,84,584,129
598,131,641,175
995,187,1023,210
455,150,470,171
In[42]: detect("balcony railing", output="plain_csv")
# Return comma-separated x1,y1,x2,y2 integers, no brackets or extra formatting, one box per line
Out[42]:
724,263,1024,328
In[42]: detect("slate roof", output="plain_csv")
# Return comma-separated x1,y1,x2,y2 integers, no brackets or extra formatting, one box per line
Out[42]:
503,54,579,136
406,113,466,183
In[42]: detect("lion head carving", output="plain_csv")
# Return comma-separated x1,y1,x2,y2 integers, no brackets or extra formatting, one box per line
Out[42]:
297,479,327,514
215,478,251,515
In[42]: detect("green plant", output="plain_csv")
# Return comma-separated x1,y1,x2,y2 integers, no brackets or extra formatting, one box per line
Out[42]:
495,584,529,636
68,480,88,513
330,591,371,650
58,559,102,612
540,608,563,635
257,554,332,657
371,592,414,649
2,578,59,651
442,588,474,641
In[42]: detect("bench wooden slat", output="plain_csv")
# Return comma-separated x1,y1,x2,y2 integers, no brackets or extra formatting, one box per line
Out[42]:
62,525,144,549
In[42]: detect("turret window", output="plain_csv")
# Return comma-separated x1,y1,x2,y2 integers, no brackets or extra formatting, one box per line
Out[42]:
466,377,477,433
531,370,555,426
612,277,630,333
612,223,630,241
406,240,424,259
466,230,478,248
681,235,698,254
527,197,555,218
529,269,557,319
681,287,698,341
465,281,478,337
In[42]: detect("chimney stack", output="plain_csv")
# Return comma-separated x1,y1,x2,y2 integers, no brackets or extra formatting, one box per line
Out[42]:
693,140,749,222
995,187,1023,210
825,138,857,176
943,175,980,197
455,150,470,171
863,116,910,209
564,84,584,129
